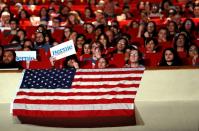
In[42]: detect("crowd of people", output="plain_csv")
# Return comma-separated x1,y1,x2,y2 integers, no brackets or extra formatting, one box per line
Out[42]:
0,0,199,69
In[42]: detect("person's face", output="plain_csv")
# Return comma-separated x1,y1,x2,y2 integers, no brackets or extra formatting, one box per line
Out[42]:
185,20,192,30
24,41,32,48
52,19,60,27
151,4,158,13
20,11,27,18
69,32,77,41
85,9,91,17
129,50,139,63
105,30,113,42
10,21,17,29
158,29,167,39
147,22,155,33
168,22,175,32
61,7,69,15
96,13,104,21
146,40,155,52
35,32,44,43
2,15,10,23
67,59,76,67
3,51,14,64
69,14,75,22
163,2,170,10
173,14,181,24
91,42,100,53
176,35,185,47
17,31,25,40
117,39,126,51
99,35,107,45
86,24,94,33
98,58,107,69
64,28,71,37
76,37,85,46
131,21,139,28
189,45,198,58
83,44,91,54
194,6,199,17
165,50,174,62
41,8,47,16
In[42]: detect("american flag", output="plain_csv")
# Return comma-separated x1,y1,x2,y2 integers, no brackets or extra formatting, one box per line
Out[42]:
12,68,145,127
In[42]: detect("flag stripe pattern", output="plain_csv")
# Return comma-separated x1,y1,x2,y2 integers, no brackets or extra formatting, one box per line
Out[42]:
12,68,145,127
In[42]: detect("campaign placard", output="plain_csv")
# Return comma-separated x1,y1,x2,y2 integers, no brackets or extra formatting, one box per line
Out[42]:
15,51,37,61
50,40,76,60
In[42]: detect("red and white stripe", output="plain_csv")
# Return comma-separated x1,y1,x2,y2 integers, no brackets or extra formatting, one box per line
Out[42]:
12,68,144,118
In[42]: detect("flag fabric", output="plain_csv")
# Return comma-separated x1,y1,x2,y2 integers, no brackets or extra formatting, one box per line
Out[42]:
12,68,145,127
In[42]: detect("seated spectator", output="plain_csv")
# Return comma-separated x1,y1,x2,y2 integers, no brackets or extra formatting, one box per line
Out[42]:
63,55,79,69
0,11,11,27
96,56,109,69
83,7,95,21
193,5,199,18
187,44,199,66
180,18,196,41
109,37,128,68
125,49,144,68
144,38,158,53
167,21,179,41
62,27,73,42
157,27,170,44
143,21,157,39
0,50,21,69
21,39,34,51
173,32,189,59
9,18,19,35
159,48,181,66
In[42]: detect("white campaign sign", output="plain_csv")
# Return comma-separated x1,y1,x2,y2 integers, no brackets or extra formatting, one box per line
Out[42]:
50,40,76,60
15,51,37,61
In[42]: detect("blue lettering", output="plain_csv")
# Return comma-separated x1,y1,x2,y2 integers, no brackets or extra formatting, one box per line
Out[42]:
52,45,73,56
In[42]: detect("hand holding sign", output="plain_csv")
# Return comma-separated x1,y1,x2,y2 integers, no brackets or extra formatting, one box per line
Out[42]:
50,40,76,60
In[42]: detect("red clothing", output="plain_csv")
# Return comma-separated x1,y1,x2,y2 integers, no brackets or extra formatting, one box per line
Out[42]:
109,53,125,68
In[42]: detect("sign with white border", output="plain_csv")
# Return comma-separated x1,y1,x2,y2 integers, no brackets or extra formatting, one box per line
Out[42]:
15,51,37,61
50,40,76,60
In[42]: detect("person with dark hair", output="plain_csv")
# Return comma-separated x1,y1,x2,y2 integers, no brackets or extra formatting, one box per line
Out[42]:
143,21,157,39
186,44,199,66
173,32,190,58
180,18,197,41
157,27,170,43
159,48,181,66
167,20,179,41
109,37,128,68
63,55,79,69
9,18,19,35
39,7,49,22
125,49,144,68
0,50,21,69
144,38,158,53
96,56,109,69
18,9,30,21
16,29,27,45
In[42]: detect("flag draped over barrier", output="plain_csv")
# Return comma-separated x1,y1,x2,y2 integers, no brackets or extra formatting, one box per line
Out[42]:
12,68,145,127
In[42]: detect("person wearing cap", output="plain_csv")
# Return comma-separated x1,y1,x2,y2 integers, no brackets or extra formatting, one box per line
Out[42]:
0,11,11,27
92,10,107,27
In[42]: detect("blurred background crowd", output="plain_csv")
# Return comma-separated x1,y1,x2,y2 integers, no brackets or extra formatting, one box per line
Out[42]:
0,0,199,69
